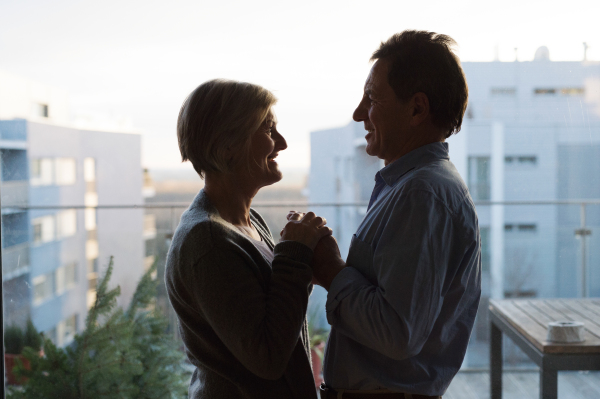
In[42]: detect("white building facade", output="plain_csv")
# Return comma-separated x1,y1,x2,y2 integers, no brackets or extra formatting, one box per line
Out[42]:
1,71,153,347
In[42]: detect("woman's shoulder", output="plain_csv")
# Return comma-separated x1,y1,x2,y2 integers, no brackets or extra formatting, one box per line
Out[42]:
169,203,238,263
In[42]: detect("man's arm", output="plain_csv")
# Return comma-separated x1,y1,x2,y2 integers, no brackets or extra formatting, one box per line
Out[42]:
310,235,346,290
324,189,458,360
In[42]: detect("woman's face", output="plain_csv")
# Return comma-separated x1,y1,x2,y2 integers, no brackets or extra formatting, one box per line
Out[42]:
243,109,287,188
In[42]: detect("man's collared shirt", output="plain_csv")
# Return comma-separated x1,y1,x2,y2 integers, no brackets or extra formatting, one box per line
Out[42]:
323,142,481,396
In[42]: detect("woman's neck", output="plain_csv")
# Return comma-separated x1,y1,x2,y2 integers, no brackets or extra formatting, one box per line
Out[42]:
203,172,259,227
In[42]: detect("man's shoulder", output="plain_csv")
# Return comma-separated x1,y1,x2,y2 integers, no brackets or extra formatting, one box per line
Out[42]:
400,159,473,214
402,159,468,196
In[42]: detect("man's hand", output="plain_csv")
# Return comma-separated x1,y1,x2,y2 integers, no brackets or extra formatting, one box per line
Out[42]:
279,211,332,250
311,234,346,291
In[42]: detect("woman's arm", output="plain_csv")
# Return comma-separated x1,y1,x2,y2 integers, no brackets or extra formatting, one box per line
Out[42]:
187,240,313,380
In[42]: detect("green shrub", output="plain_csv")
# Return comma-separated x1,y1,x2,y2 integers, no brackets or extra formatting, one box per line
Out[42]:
24,320,43,352
8,257,190,399
4,325,25,355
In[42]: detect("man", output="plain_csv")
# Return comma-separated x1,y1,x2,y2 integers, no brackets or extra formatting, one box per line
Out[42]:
309,30,481,399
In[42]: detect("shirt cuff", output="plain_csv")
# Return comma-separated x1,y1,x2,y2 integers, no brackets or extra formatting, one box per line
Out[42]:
325,267,372,324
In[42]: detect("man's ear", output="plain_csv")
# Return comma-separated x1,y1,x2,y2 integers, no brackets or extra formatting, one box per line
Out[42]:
410,92,430,126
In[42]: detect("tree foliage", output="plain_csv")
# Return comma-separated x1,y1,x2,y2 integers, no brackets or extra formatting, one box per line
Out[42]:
9,257,190,399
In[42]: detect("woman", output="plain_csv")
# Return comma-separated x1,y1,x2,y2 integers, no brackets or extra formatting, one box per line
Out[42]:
165,79,330,399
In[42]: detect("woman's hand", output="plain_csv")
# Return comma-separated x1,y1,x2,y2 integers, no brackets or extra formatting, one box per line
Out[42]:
279,211,332,251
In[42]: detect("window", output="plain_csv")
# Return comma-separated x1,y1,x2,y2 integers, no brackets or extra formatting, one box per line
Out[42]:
55,266,65,295
54,262,78,295
534,87,585,96
55,158,76,185
83,158,96,182
505,223,537,233
534,88,556,95
505,156,537,166
65,262,78,288
87,257,99,300
33,103,49,118
468,157,491,200
33,212,76,243
57,314,78,347
490,87,516,96
85,208,97,231
57,209,77,238
31,157,77,185
518,224,537,232
32,215,55,244
560,87,584,96
30,158,54,186
33,273,55,305
87,258,98,275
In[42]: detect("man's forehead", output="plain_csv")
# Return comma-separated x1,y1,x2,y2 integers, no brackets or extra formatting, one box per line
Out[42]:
364,60,388,93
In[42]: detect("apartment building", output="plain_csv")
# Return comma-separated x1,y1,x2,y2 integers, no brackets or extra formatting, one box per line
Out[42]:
0,71,154,347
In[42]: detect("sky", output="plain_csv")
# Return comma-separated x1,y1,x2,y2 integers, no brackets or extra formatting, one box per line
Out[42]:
1,0,598,171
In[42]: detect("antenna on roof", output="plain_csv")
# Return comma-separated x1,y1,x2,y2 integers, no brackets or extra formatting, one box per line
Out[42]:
514,47,518,62
583,42,589,61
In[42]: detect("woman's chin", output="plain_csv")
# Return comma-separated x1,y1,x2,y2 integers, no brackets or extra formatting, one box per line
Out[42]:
262,168,283,187
268,170,284,185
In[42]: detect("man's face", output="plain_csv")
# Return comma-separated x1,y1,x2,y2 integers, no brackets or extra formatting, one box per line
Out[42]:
353,59,412,165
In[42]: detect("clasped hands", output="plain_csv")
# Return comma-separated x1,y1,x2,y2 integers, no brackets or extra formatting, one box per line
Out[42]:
280,211,346,291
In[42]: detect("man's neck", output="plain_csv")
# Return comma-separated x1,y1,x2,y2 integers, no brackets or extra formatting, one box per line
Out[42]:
384,136,445,166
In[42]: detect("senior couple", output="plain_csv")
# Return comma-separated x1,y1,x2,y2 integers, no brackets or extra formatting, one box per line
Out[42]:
165,30,481,399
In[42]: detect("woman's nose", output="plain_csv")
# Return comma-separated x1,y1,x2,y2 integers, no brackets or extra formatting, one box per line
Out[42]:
276,132,287,150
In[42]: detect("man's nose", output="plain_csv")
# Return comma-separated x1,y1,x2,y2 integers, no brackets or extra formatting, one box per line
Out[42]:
353,100,367,122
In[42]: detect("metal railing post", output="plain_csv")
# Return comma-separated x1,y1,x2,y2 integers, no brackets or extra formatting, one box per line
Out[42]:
575,203,591,298
1,169,5,398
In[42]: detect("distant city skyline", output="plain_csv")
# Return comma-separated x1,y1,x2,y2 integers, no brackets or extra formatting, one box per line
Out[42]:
1,0,598,170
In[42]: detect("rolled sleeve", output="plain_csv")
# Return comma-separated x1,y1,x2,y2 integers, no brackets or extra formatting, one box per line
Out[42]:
326,267,371,324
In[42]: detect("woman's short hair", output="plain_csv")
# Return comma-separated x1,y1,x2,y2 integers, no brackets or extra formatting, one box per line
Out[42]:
371,30,468,138
177,79,277,178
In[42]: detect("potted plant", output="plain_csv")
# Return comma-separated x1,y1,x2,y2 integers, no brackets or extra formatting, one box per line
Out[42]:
4,320,42,385
307,305,330,389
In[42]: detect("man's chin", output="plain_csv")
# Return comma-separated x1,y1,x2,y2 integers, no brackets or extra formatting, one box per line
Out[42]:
365,144,378,157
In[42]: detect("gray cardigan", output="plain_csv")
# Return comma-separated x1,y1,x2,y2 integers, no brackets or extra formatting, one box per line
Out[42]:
165,190,318,399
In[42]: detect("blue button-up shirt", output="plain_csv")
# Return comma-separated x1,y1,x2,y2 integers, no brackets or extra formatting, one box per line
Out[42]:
324,142,481,396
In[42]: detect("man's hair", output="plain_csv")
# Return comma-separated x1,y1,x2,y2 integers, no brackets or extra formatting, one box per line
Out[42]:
371,30,468,138
177,79,277,178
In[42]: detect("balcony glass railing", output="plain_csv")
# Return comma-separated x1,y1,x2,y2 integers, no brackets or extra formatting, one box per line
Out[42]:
1,200,598,390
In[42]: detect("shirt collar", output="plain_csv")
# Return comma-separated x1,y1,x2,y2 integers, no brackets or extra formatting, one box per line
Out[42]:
378,142,450,186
